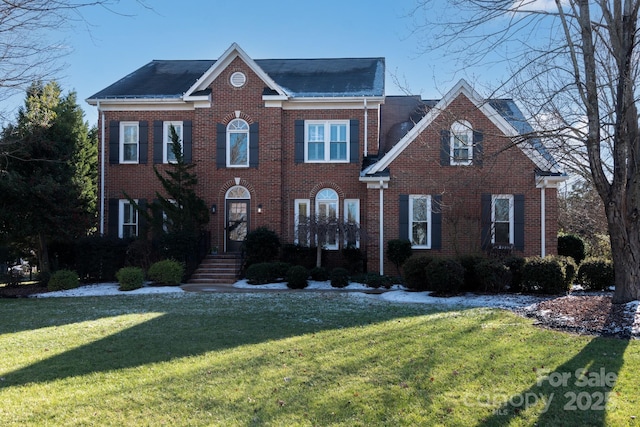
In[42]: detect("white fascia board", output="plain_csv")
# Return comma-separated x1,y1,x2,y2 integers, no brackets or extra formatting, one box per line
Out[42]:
86,100,195,111
359,175,390,189
536,174,569,188
184,42,287,97
282,96,384,110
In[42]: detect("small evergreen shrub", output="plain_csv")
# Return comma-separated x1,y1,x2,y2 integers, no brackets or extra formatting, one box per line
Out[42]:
558,234,586,265
272,262,292,280
342,246,364,274
403,255,434,291
503,256,525,292
147,259,184,286
521,257,567,294
245,262,278,285
577,257,614,291
116,267,144,291
47,269,80,291
457,254,485,291
286,265,309,289
243,227,281,266
310,266,329,281
425,258,465,295
330,267,350,288
550,255,577,289
475,259,512,293
386,239,412,275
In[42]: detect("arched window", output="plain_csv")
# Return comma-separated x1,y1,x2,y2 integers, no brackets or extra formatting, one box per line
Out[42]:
450,120,473,165
315,188,339,250
227,119,249,167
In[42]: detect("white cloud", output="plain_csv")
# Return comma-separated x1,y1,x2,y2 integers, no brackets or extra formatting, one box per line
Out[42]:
511,0,565,12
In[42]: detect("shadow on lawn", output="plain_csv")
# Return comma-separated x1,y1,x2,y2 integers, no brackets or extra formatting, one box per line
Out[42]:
478,307,630,427
0,293,435,388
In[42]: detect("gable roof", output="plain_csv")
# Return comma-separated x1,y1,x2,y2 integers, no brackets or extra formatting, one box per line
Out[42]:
87,43,385,102
364,79,564,177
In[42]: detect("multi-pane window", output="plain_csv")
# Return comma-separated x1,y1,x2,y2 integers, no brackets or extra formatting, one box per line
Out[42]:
294,199,310,246
119,200,138,238
450,120,473,165
120,122,139,163
492,195,514,245
227,119,249,167
164,122,183,163
306,121,349,162
344,199,360,248
316,188,339,249
409,195,431,248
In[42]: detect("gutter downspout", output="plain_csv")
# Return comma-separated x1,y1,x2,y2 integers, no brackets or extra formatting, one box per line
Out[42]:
379,180,384,275
99,102,105,235
364,98,368,157
540,185,546,257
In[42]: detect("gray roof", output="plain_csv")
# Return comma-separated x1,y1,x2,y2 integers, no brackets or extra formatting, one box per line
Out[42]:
89,57,385,100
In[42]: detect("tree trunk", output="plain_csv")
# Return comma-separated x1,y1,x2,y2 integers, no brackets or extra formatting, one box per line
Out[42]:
38,232,50,274
607,204,640,303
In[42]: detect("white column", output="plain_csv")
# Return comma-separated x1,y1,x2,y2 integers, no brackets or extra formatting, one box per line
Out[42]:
379,180,384,275
540,186,546,257
99,103,105,236
363,98,368,157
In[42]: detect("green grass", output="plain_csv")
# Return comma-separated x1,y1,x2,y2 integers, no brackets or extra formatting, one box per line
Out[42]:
0,292,638,426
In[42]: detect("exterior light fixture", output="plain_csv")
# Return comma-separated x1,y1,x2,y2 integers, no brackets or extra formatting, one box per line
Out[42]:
258,204,263,214
211,204,217,214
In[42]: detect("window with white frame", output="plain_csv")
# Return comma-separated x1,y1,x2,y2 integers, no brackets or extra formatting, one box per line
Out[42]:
450,120,473,165
119,199,138,238
120,122,139,163
294,199,310,246
306,121,349,162
492,195,514,245
163,122,183,163
316,188,339,250
227,119,249,167
410,195,431,248
344,199,360,248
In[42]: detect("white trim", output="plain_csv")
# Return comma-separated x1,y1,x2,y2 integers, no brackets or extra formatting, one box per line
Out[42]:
163,121,183,164
343,199,360,248
294,199,310,246
305,120,350,163
226,119,250,168
409,195,432,249
450,120,473,165
541,187,546,257
118,199,138,239
491,194,514,245
119,122,139,164
315,188,339,250
281,97,384,110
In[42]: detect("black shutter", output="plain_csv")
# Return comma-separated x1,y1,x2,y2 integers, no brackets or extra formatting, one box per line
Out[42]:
481,193,492,251
432,195,442,250
183,120,193,163
109,121,119,164
473,130,483,167
249,122,259,167
139,121,148,164
349,119,359,164
108,198,119,237
137,199,147,237
294,120,305,163
399,194,409,241
216,123,226,168
153,121,163,164
514,194,525,251
440,130,450,166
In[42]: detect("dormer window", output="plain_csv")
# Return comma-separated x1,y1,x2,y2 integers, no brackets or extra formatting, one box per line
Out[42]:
450,120,473,165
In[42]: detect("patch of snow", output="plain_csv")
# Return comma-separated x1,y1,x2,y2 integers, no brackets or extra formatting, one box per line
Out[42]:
34,283,185,298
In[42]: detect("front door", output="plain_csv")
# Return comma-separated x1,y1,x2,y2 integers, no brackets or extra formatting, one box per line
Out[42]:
226,200,249,252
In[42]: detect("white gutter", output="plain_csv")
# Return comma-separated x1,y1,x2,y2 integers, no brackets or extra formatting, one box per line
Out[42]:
99,102,105,235
540,186,546,257
379,180,384,275
364,98,368,157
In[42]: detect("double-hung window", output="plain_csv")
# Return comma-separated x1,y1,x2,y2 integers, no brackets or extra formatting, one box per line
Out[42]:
163,122,183,163
450,120,473,165
119,200,138,238
409,195,431,248
306,121,349,162
120,122,139,163
316,188,339,250
294,199,310,246
227,119,249,167
492,195,514,245
344,199,360,248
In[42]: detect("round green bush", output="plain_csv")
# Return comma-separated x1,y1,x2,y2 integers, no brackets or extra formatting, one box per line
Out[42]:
521,257,567,294
576,257,614,291
48,269,80,291
352,272,394,289
503,256,525,292
147,259,184,286
286,265,309,289
245,262,289,284
330,267,350,288
457,254,485,291
310,266,329,281
272,262,292,280
424,258,465,295
387,239,413,274
550,255,577,289
402,255,434,291
116,266,144,291
474,259,512,293
243,227,281,265
558,234,586,265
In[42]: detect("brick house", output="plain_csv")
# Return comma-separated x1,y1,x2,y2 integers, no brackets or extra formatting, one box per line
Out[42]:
87,43,566,275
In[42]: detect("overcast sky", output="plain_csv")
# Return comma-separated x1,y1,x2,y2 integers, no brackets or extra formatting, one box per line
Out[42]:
2,0,519,127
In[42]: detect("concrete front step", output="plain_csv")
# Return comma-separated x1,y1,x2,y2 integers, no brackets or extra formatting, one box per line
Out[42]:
188,254,241,285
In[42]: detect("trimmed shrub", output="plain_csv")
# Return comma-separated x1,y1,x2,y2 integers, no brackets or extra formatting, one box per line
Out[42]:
245,262,278,285
387,239,412,275
116,266,144,291
475,259,512,293
310,266,329,281
403,255,434,291
503,256,525,292
286,265,309,289
521,257,567,294
550,255,577,289
458,254,485,291
342,246,364,274
330,267,350,288
147,259,184,286
425,258,465,295
558,234,586,265
75,236,129,282
280,244,318,270
272,262,292,280
576,257,614,291
47,269,80,291
243,227,280,267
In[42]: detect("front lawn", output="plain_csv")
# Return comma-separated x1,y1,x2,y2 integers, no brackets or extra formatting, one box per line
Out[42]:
0,292,637,426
